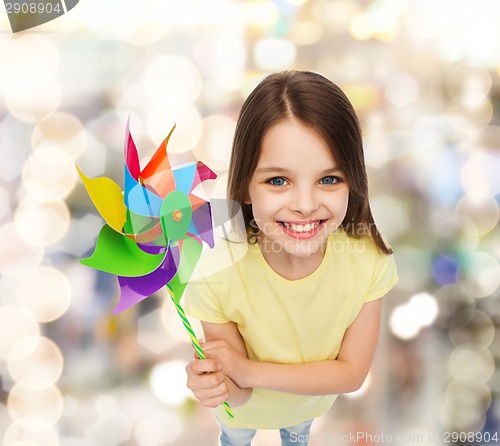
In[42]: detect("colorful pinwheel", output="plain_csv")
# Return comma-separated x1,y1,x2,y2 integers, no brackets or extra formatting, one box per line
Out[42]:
77,119,233,419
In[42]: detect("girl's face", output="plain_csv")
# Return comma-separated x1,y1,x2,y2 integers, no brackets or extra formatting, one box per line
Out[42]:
246,118,349,260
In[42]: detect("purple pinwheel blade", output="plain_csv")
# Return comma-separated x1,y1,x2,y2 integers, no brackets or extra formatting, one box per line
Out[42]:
137,242,167,254
113,244,180,314
188,202,215,248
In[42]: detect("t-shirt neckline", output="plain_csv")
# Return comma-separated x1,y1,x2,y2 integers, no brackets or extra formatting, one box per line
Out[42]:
249,238,332,285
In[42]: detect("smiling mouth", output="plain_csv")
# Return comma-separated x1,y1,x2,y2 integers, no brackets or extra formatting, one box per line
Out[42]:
277,220,327,236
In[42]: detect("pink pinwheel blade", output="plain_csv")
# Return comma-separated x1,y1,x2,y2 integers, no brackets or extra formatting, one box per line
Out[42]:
125,118,140,180
190,162,217,193
113,244,180,314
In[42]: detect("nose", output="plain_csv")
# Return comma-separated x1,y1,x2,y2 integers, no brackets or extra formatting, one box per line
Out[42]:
291,186,318,216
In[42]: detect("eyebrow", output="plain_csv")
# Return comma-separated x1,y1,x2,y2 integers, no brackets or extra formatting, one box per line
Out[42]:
255,166,342,175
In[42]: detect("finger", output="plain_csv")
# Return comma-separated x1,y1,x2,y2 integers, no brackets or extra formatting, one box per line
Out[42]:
201,340,227,351
192,377,227,396
200,391,231,408
189,358,221,374
187,370,226,391
186,358,214,377
192,341,210,358
194,382,230,407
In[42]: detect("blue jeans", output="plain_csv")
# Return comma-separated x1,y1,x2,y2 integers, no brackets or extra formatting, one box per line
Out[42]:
220,419,313,446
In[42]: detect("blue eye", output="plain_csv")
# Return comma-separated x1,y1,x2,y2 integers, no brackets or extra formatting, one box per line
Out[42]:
268,177,288,187
320,176,339,185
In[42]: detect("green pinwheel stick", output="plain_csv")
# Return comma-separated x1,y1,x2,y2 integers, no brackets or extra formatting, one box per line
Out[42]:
77,120,234,419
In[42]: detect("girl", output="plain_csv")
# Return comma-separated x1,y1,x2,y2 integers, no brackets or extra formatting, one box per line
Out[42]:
184,70,398,446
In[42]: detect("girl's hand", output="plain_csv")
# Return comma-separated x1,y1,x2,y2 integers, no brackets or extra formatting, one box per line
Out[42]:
202,340,252,389
186,357,230,408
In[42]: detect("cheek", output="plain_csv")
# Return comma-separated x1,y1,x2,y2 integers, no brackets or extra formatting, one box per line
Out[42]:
333,190,349,218
250,203,270,225
342,192,350,212
248,201,279,234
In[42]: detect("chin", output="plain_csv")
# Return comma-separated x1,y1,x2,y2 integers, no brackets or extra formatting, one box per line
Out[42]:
282,239,327,258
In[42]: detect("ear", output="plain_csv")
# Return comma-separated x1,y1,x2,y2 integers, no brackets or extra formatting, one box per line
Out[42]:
243,193,251,205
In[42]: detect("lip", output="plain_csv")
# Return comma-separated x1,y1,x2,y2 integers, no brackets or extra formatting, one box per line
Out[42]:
281,220,321,225
277,219,326,239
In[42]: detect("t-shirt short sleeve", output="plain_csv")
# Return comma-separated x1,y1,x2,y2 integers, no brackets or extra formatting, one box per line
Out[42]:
366,251,399,302
183,278,230,324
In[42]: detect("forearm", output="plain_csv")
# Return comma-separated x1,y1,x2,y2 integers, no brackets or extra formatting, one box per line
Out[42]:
245,359,365,396
242,300,383,396
206,301,382,397
226,376,252,407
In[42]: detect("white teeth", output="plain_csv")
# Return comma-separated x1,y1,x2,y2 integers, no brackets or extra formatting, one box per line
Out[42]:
282,221,320,233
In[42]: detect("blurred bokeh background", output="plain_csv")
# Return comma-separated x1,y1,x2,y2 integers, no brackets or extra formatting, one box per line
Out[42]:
0,0,499,445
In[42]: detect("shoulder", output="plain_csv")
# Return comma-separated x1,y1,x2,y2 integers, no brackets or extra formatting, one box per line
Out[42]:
190,235,250,283
327,229,397,278
327,230,398,300
327,229,382,261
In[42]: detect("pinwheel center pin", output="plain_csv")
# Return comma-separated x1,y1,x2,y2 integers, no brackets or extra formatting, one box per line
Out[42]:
173,210,183,222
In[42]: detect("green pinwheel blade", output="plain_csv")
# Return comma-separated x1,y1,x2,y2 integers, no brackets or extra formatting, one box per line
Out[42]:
160,190,192,242
81,225,165,277
168,237,202,304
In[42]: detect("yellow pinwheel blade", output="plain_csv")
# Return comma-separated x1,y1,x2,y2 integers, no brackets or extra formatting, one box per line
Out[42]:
76,166,127,233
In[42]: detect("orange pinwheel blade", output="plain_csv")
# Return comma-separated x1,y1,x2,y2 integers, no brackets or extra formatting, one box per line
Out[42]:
140,125,176,197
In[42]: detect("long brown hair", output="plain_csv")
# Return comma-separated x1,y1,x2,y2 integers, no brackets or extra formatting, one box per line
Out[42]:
227,70,392,254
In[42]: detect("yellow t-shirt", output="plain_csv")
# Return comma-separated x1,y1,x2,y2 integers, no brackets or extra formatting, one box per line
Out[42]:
184,230,398,429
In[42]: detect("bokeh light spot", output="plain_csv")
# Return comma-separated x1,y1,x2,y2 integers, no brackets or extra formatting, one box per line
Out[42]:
448,345,495,383
4,419,59,446
457,251,500,298
149,360,192,406
6,80,61,123
254,38,297,71
133,409,183,445
16,266,71,322
393,246,432,291
389,292,438,340
8,336,64,387
244,1,280,28
142,55,202,105
31,113,87,160
448,309,495,350
0,35,59,96
455,194,499,235
14,198,70,247
0,223,44,277
22,147,77,202
192,115,236,171
161,295,203,344
461,151,500,200
0,306,40,360
432,215,479,256
147,104,202,153
432,254,459,286
7,380,64,426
